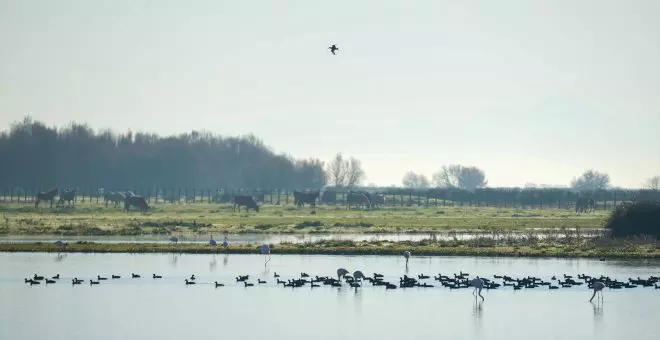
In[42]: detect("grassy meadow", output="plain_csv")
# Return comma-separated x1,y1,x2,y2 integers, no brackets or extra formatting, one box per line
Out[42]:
0,201,608,236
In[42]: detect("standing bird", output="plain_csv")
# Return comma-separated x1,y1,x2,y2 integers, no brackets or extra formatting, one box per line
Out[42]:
337,268,349,281
470,276,485,301
589,281,606,302
222,235,229,250
261,244,271,266
403,251,411,267
209,235,217,247
353,271,364,281
328,44,339,55
169,236,179,244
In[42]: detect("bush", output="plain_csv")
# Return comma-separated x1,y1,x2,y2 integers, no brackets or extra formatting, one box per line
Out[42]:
605,200,660,238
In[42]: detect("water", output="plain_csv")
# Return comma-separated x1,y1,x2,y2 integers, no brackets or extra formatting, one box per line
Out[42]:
0,228,604,245
2,253,659,340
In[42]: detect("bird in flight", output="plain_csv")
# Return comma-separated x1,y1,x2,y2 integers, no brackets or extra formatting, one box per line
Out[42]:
328,44,339,55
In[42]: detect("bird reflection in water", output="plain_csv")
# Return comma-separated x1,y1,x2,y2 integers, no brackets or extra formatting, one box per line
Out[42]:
54,252,67,262
223,254,229,266
592,301,603,324
209,255,217,271
472,300,483,319
169,253,179,267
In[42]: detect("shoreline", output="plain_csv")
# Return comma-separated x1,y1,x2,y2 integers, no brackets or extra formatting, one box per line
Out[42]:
2,240,658,259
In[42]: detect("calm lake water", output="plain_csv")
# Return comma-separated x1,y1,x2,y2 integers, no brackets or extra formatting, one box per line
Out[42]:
2,253,659,340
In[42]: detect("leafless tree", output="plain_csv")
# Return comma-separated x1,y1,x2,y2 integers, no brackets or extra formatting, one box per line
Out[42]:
570,170,610,192
645,176,660,191
402,171,430,188
432,165,487,191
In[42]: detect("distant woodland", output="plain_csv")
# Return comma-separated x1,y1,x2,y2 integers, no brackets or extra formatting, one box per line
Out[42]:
0,117,326,190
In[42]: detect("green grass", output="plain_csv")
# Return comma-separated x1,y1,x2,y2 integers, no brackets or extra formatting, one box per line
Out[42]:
0,202,608,236
2,237,658,259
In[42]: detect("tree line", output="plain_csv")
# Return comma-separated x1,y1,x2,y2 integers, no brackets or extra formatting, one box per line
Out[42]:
0,117,326,190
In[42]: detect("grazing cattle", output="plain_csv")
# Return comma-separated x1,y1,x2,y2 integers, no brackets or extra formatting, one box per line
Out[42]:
104,191,125,206
346,191,371,210
57,189,76,207
321,190,338,205
124,196,150,213
35,188,59,208
576,197,595,214
369,193,385,208
293,190,320,208
233,195,260,213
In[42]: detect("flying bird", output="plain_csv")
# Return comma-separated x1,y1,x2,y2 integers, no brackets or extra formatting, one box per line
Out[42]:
328,44,339,55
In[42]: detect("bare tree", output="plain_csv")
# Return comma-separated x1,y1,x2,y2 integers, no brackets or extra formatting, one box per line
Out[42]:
570,170,610,192
645,176,660,191
432,165,487,191
346,157,366,189
402,171,430,188
326,153,347,187
325,153,366,188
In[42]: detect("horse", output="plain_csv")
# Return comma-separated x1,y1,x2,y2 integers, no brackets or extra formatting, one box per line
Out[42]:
56,189,76,207
35,188,58,208
293,190,320,208
104,191,125,207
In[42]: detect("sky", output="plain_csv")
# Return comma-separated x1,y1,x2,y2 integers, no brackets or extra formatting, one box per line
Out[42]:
0,0,658,188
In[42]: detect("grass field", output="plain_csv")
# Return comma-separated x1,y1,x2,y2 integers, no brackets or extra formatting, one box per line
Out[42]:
0,201,609,236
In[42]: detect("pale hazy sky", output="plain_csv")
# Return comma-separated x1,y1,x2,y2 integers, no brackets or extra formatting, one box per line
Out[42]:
1,0,658,188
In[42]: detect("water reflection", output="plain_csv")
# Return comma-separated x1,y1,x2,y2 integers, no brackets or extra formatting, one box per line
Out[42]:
53,253,67,262
169,254,179,267
209,255,217,271
592,302,603,323
223,254,229,266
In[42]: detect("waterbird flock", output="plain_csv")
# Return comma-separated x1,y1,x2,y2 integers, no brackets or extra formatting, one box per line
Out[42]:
22,270,660,301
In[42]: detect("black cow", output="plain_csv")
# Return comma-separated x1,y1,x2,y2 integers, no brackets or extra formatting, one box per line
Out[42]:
35,188,58,208
233,195,260,213
124,196,150,213
321,190,338,205
293,190,320,208
576,197,595,214
57,189,76,207
370,193,385,208
346,191,371,210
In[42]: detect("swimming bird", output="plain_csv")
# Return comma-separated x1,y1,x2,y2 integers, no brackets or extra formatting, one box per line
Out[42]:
97,275,107,281
215,281,225,287
112,274,121,279
190,274,196,281
89,280,100,285
258,279,267,284
33,274,44,281
45,279,56,284
403,251,411,267
470,277,485,301
153,274,162,279
52,274,60,279
274,272,280,278
185,279,196,285
244,282,254,287
131,273,141,278
589,281,606,302
328,44,339,55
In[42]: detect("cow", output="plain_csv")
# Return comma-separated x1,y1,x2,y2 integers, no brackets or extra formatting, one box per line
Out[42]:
293,190,320,208
321,190,338,205
369,193,385,208
104,191,125,206
57,189,76,207
124,195,150,213
576,197,595,214
346,191,371,210
233,195,260,213
35,188,58,208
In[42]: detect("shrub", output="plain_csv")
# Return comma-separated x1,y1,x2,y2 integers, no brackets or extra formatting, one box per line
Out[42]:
605,200,660,238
